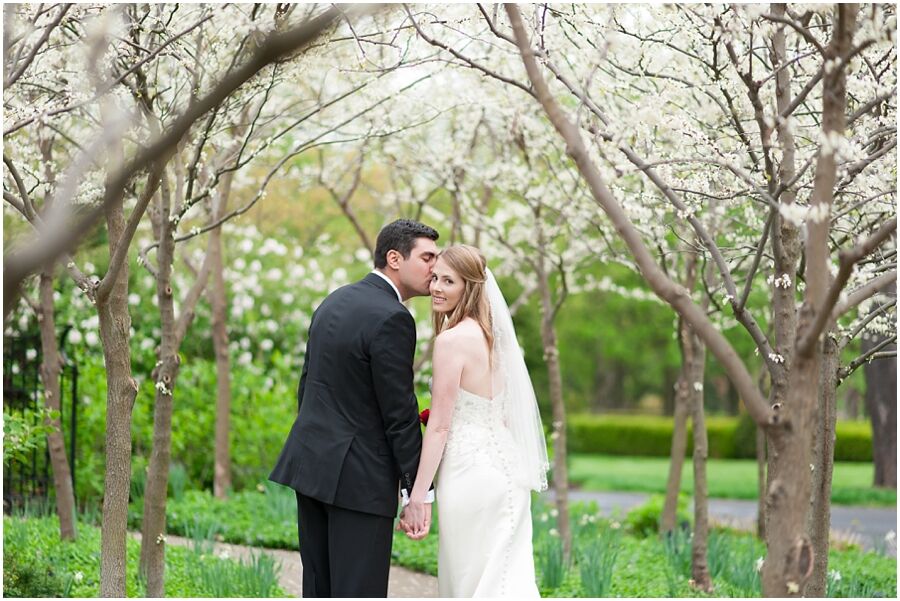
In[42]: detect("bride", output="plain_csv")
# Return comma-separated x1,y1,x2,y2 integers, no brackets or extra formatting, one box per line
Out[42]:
401,244,549,597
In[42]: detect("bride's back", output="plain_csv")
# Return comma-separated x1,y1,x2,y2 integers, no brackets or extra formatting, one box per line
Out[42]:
443,317,493,399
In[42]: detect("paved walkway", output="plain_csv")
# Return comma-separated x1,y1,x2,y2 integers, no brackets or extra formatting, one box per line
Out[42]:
542,490,898,556
132,532,439,598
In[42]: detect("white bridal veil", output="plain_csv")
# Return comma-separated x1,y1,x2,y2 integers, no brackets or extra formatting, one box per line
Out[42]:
486,269,550,492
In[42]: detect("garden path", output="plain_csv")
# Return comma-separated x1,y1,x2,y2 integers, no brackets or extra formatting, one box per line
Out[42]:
132,531,440,597
542,490,898,556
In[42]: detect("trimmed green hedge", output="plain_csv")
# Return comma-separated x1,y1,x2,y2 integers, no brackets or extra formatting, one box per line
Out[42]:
568,414,873,462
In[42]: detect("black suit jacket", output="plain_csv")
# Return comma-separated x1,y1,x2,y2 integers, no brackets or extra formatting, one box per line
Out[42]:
269,273,423,518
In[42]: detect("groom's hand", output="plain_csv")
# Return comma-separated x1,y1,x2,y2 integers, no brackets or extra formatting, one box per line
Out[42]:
403,501,431,540
400,500,429,539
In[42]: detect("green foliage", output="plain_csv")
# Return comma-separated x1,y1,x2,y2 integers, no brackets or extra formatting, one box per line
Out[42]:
661,527,693,596
569,453,894,506
706,528,762,596
3,407,58,465
832,420,876,462
184,526,282,598
3,527,68,598
732,411,759,459
827,545,899,598
577,525,621,597
625,493,692,538
568,413,874,462
129,482,298,549
2,514,287,597
72,350,299,499
536,535,568,590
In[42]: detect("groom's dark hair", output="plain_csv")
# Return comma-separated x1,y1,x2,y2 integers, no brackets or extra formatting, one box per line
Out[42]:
373,219,439,269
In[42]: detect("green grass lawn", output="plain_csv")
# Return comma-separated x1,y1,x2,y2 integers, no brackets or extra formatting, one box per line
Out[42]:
569,454,896,506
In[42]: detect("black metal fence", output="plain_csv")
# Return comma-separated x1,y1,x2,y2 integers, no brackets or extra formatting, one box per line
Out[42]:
3,329,78,512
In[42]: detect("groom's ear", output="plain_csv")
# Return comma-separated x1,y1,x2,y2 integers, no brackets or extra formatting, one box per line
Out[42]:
385,249,402,270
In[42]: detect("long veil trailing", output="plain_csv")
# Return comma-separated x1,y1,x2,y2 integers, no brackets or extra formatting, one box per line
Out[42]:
486,269,549,492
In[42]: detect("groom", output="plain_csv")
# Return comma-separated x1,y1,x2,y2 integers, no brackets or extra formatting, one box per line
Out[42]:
270,219,439,597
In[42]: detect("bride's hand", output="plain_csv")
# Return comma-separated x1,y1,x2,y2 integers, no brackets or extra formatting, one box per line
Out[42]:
402,500,429,539
405,502,431,540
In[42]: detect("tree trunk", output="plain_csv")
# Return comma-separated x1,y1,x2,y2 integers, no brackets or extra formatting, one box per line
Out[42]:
755,423,767,539
766,0,802,544
210,181,233,499
38,269,77,541
536,263,571,562
762,6,856,597
663,250,700,534
762,345,817,597
755,370,770,540
863,284,897,488
660,371,689,534
687,327,712,593
844,387,861,420
805,335,839,597
139,178,181,597
98,205,138,598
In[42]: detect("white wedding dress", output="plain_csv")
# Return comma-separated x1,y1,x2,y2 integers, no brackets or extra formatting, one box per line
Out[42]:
435,387,540,597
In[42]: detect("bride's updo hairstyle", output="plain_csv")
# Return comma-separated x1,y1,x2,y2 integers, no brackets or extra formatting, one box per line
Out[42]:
432,244,494,354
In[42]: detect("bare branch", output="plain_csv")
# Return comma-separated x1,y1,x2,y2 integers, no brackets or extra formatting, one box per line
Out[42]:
4,4,72,89
405,4,535,98
838,335,897,381
4,12,215,136
833,269,898,321
3,155,37,221
839,298,896,349
738,207,775,311
4,5,349,317
761,11,826,55
504,2,773,427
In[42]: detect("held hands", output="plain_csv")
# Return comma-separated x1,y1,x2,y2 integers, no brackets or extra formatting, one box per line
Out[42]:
397,500,431,540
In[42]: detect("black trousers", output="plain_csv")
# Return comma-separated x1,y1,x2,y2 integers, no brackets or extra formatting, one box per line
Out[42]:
296,492,394,598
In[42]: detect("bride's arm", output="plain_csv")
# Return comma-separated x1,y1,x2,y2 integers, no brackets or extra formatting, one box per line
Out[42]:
409,333,464,503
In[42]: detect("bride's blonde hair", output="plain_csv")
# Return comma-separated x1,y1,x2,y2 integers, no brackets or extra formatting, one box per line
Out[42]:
432,245,494,356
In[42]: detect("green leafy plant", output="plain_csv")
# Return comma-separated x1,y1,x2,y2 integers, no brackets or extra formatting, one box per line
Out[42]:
625,493,691,537
578,525,621,597
536,534,567,590
3,407,58,465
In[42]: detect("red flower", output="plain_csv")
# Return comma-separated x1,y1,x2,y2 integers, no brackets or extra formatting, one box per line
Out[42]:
419,409,430,426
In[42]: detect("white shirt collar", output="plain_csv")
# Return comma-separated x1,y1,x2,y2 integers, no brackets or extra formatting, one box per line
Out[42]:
370,269,402,302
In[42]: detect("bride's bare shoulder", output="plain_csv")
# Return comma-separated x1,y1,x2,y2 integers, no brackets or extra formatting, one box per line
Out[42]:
435,319,482,350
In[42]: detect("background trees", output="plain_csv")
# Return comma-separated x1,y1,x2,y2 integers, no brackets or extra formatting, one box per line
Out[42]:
4,3,895,598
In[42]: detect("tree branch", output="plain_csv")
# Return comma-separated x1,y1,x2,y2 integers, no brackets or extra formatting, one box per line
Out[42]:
839,298,896,350
798,217,897,355
504,2,773,427
4,5,349,318
838,335,897,382
4,4,72,89
832,269,898,321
